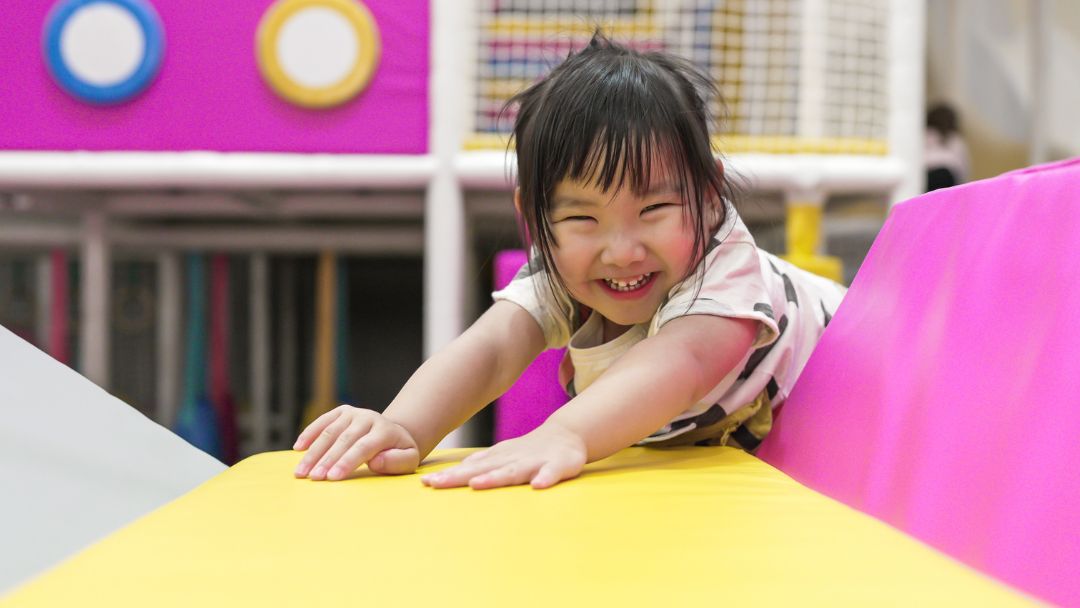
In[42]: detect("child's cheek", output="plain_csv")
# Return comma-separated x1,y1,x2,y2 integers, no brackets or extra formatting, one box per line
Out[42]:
550,241,586,277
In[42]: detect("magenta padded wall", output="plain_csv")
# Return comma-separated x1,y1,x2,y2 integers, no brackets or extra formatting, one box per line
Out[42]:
492,250,569,442
758,159,1080,606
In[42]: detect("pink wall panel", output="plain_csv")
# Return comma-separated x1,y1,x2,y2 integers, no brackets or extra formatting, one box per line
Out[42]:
758,158,1080,606
0,1,429,154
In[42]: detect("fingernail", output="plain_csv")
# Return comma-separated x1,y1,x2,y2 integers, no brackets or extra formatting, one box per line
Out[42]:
327,466,342,480
311,466,325,478
292,440,301,450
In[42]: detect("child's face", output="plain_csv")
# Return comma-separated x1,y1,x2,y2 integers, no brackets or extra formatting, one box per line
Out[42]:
547,175,698,327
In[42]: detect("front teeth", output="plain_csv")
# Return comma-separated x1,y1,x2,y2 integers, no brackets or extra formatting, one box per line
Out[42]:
604,273,652,292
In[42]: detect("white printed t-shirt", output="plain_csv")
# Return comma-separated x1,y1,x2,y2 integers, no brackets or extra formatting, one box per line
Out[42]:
492,203,846,446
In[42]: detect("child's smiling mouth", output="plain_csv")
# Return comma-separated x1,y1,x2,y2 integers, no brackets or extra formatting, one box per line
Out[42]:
599,272,656,295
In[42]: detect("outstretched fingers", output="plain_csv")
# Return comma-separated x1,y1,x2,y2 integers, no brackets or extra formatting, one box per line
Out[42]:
307,420,377,480
421,459,508,489
323,431,402,480
293,405,346,451
467,463,538,490
295,412,373,478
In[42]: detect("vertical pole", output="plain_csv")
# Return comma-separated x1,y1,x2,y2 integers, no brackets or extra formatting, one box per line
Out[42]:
797,0,827,141
278,259,298,445
429,0,472,447
80,209,110,388
250,253,271,453
947,0,962,105
1028,0,1050,166
783,188,842,283
36,253,51,352
157,252,181,426
887,0,927,204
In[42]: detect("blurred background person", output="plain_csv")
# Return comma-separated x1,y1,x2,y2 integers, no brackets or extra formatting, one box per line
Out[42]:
925,102,970,191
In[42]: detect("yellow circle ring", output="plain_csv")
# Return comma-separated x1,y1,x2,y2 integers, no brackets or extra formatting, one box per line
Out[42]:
256,0,381,108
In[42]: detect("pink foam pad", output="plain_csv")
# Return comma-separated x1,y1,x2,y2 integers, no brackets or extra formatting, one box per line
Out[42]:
757,158,1080,606
493,250,569,441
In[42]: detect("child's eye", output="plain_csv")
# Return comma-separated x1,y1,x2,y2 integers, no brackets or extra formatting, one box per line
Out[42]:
641,203,675,214
557,215,595,223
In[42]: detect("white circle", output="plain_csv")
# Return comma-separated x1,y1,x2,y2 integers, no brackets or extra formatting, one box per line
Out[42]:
60,3,146,86
276,7,359,89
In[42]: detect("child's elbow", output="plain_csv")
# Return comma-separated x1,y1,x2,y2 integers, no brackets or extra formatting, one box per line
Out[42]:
677,316,758,393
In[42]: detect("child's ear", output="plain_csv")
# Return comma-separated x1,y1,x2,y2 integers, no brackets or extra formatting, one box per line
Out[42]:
513,187,523,217
707,200,723,231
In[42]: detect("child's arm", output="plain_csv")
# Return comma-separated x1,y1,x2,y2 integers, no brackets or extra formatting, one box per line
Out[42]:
421,314,757,490
293,300,546,480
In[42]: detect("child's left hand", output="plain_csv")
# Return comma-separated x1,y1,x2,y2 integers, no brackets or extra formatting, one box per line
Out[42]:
421,423,587,490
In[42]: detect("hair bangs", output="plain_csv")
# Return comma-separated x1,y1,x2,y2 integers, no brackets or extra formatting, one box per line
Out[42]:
569,129,684,201
544,55,704,202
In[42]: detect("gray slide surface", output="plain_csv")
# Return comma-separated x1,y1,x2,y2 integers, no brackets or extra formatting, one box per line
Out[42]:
0,325,226,593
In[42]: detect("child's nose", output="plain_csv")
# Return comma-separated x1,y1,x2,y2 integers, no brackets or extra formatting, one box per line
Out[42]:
600,233,646,267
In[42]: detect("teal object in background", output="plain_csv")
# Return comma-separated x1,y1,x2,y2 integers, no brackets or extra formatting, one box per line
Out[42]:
174,254,221,460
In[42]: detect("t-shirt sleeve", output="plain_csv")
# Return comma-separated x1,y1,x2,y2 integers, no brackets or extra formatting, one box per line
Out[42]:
491,254,575,349
654,239,780,349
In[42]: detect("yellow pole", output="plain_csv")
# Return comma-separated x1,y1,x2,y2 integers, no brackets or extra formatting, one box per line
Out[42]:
300,250,337,430
782,201,843,283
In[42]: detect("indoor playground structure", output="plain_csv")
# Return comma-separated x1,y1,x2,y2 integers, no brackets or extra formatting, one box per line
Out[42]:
1,0,1076,606
0,0,922,453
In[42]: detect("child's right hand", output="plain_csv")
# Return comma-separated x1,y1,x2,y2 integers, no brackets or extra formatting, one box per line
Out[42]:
293,405,420,481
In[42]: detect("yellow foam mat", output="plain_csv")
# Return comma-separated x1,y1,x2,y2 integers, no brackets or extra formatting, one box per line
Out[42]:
4,448,1030,606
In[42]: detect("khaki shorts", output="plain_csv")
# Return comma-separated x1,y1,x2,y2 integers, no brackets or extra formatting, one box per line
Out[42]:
647,390,773,452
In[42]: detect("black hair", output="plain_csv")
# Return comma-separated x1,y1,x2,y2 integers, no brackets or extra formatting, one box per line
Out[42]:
507,32,734,313
927,103,960,137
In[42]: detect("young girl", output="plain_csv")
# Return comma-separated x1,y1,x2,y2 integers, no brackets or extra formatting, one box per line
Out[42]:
293,34,845,490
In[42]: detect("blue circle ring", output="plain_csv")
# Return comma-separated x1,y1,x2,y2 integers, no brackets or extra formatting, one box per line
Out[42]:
42,0,165,105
